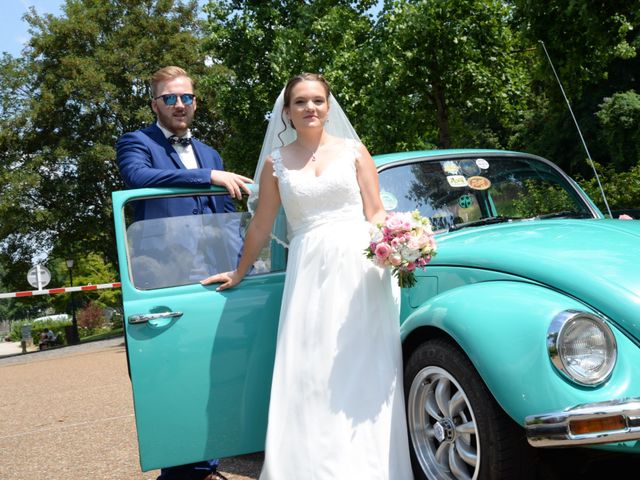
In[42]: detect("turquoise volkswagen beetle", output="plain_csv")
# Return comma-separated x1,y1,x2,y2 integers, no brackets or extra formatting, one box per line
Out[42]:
112,149,640,479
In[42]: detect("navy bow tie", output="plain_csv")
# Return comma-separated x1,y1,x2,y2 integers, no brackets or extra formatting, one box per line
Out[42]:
169,135,192,147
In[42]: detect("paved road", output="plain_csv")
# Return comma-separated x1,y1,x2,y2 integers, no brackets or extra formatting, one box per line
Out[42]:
0,338,262,480
3,338,640,479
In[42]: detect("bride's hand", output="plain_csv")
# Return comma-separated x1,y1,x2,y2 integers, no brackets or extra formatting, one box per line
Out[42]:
200,270,243,291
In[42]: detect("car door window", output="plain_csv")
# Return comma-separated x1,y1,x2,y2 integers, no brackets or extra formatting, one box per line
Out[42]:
123,195,287,290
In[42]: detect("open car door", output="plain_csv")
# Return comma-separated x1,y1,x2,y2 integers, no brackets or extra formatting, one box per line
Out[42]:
112,186,286,471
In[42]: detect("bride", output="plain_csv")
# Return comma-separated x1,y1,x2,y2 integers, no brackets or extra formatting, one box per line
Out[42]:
202,73,413,479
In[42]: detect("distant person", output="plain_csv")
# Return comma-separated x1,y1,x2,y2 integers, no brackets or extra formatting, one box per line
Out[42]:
38,329,57,350
38,330,49,350
116,66,244,480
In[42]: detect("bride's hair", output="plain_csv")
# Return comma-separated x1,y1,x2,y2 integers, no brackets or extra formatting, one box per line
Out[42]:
278,73,331,144
283,73,330,106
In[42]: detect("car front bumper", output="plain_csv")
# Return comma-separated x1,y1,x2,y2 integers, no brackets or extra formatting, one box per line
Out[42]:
525,397,640,447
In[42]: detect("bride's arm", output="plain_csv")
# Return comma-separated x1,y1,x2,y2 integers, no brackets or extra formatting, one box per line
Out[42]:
201,157,282,290
355,143,387,225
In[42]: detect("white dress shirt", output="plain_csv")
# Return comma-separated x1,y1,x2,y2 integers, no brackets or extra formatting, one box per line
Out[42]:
157,122,198,169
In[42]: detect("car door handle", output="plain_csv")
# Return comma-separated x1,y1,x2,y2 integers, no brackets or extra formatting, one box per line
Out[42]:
128,311,183,324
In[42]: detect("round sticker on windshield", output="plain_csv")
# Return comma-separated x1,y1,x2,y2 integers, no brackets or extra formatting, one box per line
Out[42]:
467,176,491,190
476,158,489,169
442,161,459,175
447,175,468,188
458,194,473,209
459,159,480,176
380,190,398,210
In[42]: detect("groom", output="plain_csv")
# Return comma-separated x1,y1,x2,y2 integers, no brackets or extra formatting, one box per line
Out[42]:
117,66,251,219
116,66,251,480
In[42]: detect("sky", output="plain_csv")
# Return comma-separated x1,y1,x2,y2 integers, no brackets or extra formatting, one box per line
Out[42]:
3,0,63,57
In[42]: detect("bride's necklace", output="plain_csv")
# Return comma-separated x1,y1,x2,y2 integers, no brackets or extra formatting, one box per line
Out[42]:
298,142,321,162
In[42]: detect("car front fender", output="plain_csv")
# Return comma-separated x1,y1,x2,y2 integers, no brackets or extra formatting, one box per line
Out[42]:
400,280,640,427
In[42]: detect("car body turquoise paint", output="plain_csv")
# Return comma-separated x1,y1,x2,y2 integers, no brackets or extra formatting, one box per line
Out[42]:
113,149,640,475
112,187,284,470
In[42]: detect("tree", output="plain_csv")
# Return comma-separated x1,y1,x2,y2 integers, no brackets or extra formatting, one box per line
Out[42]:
509,0,640,175
366,0,529,151
0,0,210,291
513,0,637,92
596,90,640,172
201,0,377,174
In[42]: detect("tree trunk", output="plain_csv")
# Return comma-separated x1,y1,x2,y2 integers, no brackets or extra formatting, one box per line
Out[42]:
433,83,451,149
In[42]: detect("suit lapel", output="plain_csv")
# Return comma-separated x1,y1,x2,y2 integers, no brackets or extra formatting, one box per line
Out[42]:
191,141,210,169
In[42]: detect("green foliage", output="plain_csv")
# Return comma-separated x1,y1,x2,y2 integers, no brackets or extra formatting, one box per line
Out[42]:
578,162,640,213
596,90,640,171
1,0,640,298
9,318,70,344
509,180,576,218
201,0,376,175
513,0,637,93
80,326,123,342
508,0,639,176
369,0,529,150
0,0,207,288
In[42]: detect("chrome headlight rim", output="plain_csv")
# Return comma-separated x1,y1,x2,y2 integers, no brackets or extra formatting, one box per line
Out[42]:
547,310,617,387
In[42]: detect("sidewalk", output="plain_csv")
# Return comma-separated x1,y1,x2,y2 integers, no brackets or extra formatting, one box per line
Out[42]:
0,339,37,357
0,336,126,365
0,336,262,479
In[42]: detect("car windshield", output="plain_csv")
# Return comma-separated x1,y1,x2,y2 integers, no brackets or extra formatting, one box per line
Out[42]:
378,154,596,233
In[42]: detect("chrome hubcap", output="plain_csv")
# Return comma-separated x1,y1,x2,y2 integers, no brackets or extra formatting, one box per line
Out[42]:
408,366,480,480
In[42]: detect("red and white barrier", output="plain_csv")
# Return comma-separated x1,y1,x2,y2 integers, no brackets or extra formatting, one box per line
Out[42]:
0,282,122,299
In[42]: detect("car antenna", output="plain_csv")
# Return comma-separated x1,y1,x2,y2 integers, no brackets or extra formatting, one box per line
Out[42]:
538,40,612,218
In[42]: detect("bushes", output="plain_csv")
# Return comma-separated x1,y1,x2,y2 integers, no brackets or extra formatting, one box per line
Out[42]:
6,302,121,345
78,301,106,330
9,318,71,345
578,161,640,214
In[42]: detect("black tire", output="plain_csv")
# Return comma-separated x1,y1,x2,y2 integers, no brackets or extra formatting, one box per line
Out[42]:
404,338,536,480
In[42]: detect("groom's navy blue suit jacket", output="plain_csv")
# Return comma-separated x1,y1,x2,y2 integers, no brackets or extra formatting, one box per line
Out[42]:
116,123,235,221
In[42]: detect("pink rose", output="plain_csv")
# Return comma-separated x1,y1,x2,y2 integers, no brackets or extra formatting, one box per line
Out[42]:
374,242,391,260
389,253,402,266
385,216,404,232
406,262,417,272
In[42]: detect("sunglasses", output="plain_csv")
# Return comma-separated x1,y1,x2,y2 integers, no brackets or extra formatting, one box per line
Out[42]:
154,93,196,106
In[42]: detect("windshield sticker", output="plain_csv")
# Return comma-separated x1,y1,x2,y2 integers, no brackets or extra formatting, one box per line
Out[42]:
476,158,489,169
458,194,473,209
442,161,459,175
447,175,468,188
459,159,480,176
380,190,398,210
467,176,492,190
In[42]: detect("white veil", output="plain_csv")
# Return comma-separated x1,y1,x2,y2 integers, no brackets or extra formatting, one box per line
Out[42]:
249,87,361,247
253,89,361,183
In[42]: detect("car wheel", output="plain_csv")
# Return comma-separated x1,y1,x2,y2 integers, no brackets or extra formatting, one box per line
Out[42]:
405,338,535,480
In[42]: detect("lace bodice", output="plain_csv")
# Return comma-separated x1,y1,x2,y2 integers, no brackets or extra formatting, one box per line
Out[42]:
272,140,365,238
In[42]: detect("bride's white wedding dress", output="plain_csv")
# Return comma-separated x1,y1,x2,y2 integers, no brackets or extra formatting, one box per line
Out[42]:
259,140,414,480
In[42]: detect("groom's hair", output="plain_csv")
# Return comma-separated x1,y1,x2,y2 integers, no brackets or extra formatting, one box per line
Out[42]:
150,66,193,97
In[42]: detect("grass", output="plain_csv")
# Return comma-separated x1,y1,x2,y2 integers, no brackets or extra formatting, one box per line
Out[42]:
80,327,124,343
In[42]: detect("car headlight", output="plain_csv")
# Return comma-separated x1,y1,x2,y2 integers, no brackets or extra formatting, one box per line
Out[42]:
547,310,617,386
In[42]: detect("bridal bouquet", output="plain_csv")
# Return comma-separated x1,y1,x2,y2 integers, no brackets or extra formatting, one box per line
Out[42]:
365,210,437,288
